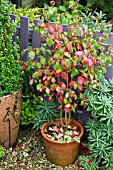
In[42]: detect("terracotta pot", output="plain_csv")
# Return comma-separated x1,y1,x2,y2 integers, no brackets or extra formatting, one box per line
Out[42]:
41,118,84,166
0,90,22,148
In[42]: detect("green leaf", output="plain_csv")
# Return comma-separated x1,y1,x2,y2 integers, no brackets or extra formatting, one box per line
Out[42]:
36,63,42,68
47,49,52,55
54,62,59,70
65,59,71,68
106,58,112,64
76,30,81,36
40,57,46,65
71,69,79,78
36,49,40,55
29,51,35,60
59,6,66,12
46,87,50,94
36,84,42,90
33,72,39,78
46,38,53,46
74,82,78,90
73,137,80,143
67,137,72,143
34,27,40,34
59,49,64,55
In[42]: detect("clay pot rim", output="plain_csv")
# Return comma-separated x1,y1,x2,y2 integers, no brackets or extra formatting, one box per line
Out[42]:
0,89,22,99
41,118,84,144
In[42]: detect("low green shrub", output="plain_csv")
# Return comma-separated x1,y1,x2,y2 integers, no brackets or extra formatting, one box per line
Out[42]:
86,119,113,164
84,77,113,168
0,145,5,158
86,0,113,20
79,155,99,170
33,100,60,130
21,93,40,125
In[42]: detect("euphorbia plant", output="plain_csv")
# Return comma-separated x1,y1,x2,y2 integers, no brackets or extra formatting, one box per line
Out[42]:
26,16,113,129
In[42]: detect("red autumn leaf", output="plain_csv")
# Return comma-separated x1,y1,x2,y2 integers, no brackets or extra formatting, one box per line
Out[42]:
75,51,84,56
88,58,94,68
69,81,75,87
71,62,74,66
58,82,62,85
61,82,66,89
64,107,70,113
50,87,54,92
39,72,42,77
61,58,67,70
45,23,50,28
70,93,75,98
77,164,82,169
58,105,62,110
57,90,63,96
58,96,63,103
52,34,56,41
88,160,93,165
66,42,72,50
17,143,22,148
52,70,60,78
61,72,68,80
22,62,26,71
78,76,85,85
44,81,49,86
58,24,63,33
64,47,68,52
77,43,82,50
50,26,56,34
61,58,65,67
17,161,21,165
48,95,53,101
78,84,82,91
43,75,47,81
67,24,75,29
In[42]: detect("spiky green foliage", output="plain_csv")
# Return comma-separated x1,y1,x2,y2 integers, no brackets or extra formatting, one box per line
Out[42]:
33,100,60,130
85,77,113,167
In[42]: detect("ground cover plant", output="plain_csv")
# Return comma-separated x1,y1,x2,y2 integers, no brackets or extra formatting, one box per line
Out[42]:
84,77,113,169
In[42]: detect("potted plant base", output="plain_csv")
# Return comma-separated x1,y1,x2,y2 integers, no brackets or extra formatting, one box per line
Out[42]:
41,118,84,166
0,90,22,148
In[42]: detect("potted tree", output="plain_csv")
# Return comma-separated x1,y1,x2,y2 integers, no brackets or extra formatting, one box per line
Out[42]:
0,0,23,148
26,6,113,166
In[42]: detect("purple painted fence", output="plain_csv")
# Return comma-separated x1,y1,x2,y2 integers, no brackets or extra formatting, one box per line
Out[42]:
10,14,113,126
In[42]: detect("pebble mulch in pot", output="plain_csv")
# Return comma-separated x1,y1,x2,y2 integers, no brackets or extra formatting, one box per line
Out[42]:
0,125,84,169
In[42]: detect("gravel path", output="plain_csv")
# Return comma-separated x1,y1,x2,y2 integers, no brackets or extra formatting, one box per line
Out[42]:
0,125,85,170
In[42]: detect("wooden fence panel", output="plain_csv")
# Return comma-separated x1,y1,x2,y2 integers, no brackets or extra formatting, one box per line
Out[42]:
10,15,113,78
109,32,113,46
32,19,41,48
20,16,29,61
105,32,113,79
